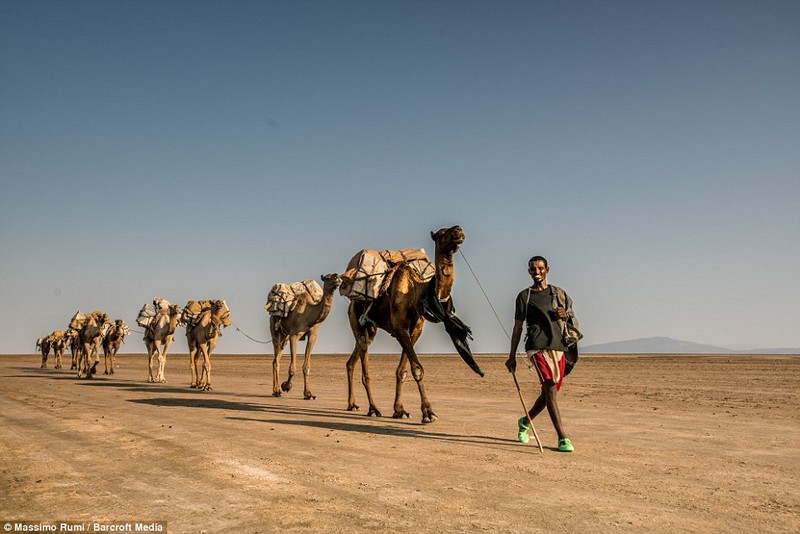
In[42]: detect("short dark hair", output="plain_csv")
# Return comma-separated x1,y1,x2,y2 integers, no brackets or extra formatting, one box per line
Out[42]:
528,256,548,268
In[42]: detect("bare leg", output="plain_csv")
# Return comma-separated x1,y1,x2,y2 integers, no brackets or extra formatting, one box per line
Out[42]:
527,382,568,441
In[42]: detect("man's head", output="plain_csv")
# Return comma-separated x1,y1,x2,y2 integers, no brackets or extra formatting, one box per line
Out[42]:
528,256,550,286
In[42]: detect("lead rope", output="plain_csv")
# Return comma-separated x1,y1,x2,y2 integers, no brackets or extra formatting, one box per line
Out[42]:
459,250,544,453
231,321,271,344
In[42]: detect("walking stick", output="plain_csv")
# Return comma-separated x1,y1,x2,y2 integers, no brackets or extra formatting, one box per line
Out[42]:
512,371,543,453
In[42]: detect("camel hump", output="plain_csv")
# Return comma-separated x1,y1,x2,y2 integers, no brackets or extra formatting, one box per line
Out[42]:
265,280,323,317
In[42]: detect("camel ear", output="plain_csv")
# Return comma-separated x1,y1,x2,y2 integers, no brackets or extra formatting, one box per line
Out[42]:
431,230,437,240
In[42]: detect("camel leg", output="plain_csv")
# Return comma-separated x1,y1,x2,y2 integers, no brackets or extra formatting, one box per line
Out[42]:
157,346,167,383
282,335,299,393
109,347,116,375
147,341,157,383
90,342,100,376
346,304,380,415
81,343,94,379
393,352,411,418
397,320,435,423
188,337,199,388
153,339,167,383
40,351,48,369
393,320,422,419
199,339,215,391
55,350,62,369
271,334,286,397
301,328,318,400
103,348,110,375
160,335,173,382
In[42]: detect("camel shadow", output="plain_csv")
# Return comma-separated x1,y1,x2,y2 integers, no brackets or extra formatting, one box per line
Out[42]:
227,414,522,451
129,397,266,411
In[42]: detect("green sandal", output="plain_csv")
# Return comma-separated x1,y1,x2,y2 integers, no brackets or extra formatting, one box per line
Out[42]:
517,416,530,444
558,438,574,452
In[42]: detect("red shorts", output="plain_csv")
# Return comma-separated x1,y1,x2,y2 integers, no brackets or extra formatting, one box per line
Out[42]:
528,350,566,391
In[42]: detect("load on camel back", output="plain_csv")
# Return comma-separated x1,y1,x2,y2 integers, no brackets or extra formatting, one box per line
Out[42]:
69,310,111,331
136,297,175,328
264,279,325,318
181,300,232,329
339,248,435,301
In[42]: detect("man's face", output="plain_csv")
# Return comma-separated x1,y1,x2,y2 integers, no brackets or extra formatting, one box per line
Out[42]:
528,260,549,284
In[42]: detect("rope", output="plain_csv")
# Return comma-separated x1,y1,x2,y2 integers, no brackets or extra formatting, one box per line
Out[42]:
458,250,532,370
232,321,271,344
459,250,511,340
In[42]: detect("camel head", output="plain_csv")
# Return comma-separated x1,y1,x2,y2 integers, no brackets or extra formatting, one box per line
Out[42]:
431,225,465,256
321,273,342,290
210,300,231,326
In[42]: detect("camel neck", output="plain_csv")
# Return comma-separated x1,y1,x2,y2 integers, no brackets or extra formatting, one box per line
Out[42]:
434,251,455,301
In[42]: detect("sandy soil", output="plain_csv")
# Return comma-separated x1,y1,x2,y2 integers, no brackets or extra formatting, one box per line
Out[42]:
1,352,798,533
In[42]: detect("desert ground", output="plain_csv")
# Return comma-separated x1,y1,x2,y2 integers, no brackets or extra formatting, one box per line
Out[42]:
1,352,798,533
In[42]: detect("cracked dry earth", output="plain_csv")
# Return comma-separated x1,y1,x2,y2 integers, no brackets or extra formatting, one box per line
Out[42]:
1,353,798,533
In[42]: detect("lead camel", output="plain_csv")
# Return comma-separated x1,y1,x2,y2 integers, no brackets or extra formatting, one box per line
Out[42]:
345,225,482,423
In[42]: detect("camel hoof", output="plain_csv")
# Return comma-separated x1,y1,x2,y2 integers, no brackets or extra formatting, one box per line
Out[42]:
272,391,282,397
40,365,47,369
190,384,197,389
347,404,360,412
367,407,382,417
422,413,438,424
281,381,292,392
304,394,316,400
393,411,411,419
104,371,109,375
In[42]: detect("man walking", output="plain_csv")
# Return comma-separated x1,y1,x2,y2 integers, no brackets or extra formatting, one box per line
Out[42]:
505,256,578,452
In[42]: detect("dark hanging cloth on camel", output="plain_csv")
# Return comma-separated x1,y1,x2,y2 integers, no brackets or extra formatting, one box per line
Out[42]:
418,278,484,377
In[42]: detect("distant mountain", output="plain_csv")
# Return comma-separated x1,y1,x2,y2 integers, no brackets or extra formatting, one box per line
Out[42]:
582,336,799,354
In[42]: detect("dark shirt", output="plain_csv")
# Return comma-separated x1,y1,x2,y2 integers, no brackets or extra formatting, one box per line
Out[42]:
514,286,568,352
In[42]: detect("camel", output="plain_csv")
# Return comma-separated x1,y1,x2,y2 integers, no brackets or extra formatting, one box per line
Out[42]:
144,304,182,383
70,311,109,379
345,225,480,423
269,273,342,399
185,300,230,391
49,331,68,369
101,319,129,375
65,329,80,370
36,337,51,369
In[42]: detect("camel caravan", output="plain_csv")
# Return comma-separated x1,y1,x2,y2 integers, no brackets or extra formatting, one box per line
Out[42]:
35,226,484,421
37,315,130,375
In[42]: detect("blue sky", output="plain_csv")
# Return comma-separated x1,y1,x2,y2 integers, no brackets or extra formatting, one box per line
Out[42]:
1,0,798,355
